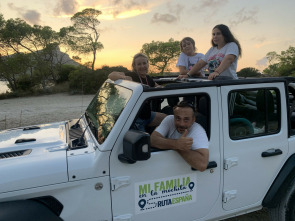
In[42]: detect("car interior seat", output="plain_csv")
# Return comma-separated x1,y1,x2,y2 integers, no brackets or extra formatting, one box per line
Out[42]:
255,89,278,131
161,97,180,115
196,96,210,137
229,92,254,138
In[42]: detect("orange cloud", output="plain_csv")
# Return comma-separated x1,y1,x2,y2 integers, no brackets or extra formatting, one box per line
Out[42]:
99,8,150,20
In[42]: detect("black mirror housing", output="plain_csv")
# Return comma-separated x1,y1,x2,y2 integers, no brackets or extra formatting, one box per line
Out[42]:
119,130,151,163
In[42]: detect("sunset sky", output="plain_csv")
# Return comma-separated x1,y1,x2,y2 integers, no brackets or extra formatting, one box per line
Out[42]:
1,0,294,72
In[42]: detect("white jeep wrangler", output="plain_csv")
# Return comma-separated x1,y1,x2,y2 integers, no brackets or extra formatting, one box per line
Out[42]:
1,76,295,221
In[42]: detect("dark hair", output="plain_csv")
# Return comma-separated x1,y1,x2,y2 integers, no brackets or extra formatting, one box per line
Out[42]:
174,101,196,115
180,37,196,52
211,24,242,57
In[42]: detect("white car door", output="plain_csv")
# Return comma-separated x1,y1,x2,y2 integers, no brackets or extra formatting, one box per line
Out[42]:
221,82,289,210
110,87,221,221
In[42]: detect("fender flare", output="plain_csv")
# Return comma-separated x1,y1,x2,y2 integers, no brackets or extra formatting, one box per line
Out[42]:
0,198,63,221
263,154,295,208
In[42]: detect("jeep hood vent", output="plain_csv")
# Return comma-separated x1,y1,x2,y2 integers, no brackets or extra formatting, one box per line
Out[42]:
23,126,40,131
0,122,67,153
0,149,32,160
15,138,36,144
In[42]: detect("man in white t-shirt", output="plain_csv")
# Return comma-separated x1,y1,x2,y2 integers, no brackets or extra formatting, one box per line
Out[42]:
150,101,209,171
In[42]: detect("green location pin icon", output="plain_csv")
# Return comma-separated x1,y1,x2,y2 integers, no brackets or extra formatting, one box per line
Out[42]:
189,182,195,191
138,199,146,209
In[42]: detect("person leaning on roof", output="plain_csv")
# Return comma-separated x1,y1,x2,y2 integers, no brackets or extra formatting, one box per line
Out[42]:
178,24,242,80
108,53,166,132
177,36,205,77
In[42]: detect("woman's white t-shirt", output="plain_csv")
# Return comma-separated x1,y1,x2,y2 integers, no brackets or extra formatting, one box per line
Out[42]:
202,42,239,79
177,52,205,76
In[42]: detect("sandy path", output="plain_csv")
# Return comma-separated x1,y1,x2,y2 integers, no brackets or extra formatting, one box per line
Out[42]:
0,93,93,130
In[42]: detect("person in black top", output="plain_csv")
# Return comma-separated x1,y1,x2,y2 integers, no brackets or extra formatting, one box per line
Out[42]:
108,53,166,131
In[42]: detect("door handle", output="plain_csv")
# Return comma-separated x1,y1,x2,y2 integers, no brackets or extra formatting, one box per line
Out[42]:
191,161,217,171
207,161,218,169
261,149,283,157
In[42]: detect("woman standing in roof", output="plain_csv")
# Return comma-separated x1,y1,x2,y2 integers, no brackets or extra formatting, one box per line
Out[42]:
178,24,242,80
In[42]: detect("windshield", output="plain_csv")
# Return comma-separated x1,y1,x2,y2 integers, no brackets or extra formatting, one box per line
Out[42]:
85,82,132,144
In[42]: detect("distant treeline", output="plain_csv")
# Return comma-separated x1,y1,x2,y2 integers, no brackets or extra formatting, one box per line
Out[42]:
0,7,294,99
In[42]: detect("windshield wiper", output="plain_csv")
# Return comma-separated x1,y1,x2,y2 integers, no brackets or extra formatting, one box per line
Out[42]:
71,113,85,129
71,124,90,149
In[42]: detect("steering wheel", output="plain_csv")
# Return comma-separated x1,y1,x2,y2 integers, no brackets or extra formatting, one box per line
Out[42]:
229,118,254,138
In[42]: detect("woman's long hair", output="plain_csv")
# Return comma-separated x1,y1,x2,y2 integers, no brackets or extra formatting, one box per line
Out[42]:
211,24,242,57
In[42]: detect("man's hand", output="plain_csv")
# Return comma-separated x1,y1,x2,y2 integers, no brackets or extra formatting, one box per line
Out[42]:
124,76,132,80
108,71,129,81
176,130,193,150
151,130,192,150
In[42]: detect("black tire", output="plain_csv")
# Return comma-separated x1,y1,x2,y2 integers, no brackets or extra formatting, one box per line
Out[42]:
0,200,63,221
269,178,295,221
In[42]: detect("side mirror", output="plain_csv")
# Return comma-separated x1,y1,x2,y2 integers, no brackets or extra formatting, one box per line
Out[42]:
118,130,151,164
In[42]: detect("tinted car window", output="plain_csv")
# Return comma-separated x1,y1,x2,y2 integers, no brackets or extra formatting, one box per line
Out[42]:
229,89,280,139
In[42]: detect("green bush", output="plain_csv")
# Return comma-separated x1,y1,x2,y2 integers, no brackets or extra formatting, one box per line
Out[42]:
69,65,129,94
100,65,129,73
57,64,79,83
68,69,87,93
17,75,36,91
237,67,262,78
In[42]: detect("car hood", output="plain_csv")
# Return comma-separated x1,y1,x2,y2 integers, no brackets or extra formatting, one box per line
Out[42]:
0,122,68,154
0,122,69,193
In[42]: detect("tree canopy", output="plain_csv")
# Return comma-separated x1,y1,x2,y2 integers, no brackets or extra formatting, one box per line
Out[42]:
0,10,194,96
263,46,295,77
141,38,180,75
237,67,262,78
0,14,79,92
69,8,104,71
0,53,33,91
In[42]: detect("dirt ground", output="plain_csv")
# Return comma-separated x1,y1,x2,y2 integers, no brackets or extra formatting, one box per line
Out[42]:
0,93,93,130
0,93,270,220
